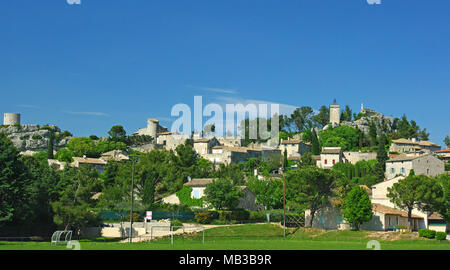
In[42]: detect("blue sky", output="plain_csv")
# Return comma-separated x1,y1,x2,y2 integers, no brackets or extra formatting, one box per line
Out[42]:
1,0,449,145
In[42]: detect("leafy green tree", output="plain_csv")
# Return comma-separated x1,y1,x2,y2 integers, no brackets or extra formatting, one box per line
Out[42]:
286,167,337,227
51,166,102,231
55,148,75,163
319,126,359,151
204,178,243,210
108,125,127,142
312,105,330,128
298,152,315,167
0,134,33,226
214,163,245,186
96,140,127,154
67,137,99,157
246,176,283,210
341,186,373,230
290,106,314,132
387,175,431,229
340,105,352,122
444,136,450,148
435,174,449,222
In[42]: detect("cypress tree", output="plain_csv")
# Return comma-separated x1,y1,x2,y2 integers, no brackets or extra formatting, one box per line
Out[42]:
283,149,289,169
311,129,320,155
376,135,388,172
47,131,54,159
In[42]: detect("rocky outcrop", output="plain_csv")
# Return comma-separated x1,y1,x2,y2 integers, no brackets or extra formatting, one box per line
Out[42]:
340,110,397,135
0,124,72,153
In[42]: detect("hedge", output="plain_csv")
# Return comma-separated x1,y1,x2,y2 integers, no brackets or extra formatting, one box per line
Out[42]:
195,212,214,224
435,232,447,241
418,229,436,239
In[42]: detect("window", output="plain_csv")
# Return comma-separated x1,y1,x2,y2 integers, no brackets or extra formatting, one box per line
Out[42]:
401,168,405,174
324,159,328,165
332,159,335,165
391,168,395,174
192,189,201,199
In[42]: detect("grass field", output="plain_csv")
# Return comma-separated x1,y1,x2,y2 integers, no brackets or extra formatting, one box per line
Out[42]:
0,224,448,250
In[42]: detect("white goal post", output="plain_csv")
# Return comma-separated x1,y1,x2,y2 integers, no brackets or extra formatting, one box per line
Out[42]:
51,230,73,245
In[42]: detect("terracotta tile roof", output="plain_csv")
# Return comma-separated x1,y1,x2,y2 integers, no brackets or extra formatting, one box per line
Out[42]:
212,145,248,153
194,138,211,143
321,147,342,154
386,154,424,162
372,203,423,219
436,148,450,153
281,139,302,144
391,138,441,148
418,141,441,147
184,178,215,187
72,157,107,165
427,213,445,220
281,139,311,145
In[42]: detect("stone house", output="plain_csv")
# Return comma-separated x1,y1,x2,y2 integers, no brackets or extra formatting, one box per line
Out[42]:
206,145,261,165
193,137,220,156
279,139,311,160
389,138,441,154
385,154,445,180
101,150,130,162
70,157,107,173
305,174,448,232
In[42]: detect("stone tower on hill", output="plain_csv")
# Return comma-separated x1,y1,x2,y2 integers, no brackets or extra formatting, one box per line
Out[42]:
329,99,340,125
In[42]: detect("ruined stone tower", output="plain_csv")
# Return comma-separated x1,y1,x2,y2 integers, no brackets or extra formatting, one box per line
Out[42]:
3,113,21,126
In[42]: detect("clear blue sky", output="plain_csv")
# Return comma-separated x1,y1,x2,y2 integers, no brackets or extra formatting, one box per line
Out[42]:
1,0,449,145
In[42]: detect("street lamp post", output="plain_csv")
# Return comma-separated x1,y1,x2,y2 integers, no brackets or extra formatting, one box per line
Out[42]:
282,168,286,238
129,155,139,243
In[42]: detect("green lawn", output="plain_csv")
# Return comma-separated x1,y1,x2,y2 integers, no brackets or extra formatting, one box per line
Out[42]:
0,224,448,250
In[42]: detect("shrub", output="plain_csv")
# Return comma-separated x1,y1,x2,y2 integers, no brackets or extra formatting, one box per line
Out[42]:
195,212,214,224
249,211,266,222
171,219,183,230
217,211,232,221
435,232,447,241
418,229,436,239
125,213,142,222
32,134,43,140
231,210,250,221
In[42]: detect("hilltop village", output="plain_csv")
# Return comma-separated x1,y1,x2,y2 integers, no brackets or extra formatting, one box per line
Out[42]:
1,102,449,237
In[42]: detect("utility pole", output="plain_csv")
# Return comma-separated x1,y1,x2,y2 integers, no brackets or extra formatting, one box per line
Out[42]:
283,175,286,237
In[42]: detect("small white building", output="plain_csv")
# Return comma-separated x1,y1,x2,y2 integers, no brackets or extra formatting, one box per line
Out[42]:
315,147,345,169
